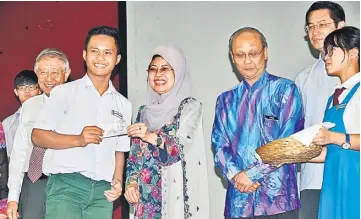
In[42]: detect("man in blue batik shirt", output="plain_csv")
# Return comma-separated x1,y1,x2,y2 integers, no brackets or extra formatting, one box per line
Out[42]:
212,27,304,219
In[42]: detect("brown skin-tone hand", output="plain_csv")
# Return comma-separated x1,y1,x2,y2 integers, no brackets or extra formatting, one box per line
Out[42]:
77,126,104,146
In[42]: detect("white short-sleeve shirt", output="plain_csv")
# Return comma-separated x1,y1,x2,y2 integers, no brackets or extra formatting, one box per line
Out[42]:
34,74,132,182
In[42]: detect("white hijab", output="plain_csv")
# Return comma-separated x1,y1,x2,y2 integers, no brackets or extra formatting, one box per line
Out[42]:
141,44,192,131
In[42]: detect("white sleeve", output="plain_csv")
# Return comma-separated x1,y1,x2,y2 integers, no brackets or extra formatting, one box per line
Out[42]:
7,109,30,203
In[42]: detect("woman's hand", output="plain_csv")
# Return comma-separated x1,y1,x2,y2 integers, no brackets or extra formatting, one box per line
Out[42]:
124,184,140,204
127,123,149,141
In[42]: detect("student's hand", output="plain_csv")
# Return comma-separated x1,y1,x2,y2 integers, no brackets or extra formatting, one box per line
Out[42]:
0,213,7,219
104,179,122,202
233,171,254,193
312,127,334,146
124,184,140,204
77,126,104,146
127,123,150,141
7,201,19,219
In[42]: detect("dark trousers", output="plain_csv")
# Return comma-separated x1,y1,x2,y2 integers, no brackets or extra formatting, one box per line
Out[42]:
299,189,321,219
230,210,298,219
19,174,48,219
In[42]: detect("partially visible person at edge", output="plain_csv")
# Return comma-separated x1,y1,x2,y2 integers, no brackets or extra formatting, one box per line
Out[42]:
212,27,304,219
31,26,131,219
310,26,360,219
2,70,41,158
7,48,70,219
124,44,209,219
294,2,345,219
0,123,9,218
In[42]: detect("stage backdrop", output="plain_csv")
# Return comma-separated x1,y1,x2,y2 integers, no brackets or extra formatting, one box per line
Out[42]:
0,2,124,219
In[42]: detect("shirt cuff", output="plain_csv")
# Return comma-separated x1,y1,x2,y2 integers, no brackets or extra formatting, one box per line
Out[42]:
7,188,20,203
245,165,262,182
226,164,241,183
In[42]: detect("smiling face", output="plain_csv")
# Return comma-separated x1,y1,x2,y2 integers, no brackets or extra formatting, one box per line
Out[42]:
36,57,69,96
83,34,120,79
307,9,344,51
147,56,175,95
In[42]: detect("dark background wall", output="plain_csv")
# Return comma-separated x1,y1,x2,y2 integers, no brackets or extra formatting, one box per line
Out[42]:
0,2,128,218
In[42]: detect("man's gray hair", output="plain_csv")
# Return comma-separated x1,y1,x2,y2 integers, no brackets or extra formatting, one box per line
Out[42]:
228,27,268,51
34,48,70,72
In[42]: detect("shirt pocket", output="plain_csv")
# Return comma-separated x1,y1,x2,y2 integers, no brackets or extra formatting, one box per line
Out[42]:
262,115,280,142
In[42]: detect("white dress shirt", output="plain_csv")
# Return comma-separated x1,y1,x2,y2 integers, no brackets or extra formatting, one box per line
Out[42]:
2,107,21,157
295,57,340,191
8,94,48,202
330,73,360,134
34,74,131,183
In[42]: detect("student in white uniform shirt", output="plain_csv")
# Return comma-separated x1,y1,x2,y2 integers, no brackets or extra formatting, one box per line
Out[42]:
2,70,41,157
294,2,345,219
7,49,71,219
31,26,131,219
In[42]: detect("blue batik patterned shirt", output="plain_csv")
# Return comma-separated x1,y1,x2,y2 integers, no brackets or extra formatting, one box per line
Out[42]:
212,71,304,218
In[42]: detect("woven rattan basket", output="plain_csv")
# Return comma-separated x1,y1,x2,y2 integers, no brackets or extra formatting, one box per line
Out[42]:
256,136,322,167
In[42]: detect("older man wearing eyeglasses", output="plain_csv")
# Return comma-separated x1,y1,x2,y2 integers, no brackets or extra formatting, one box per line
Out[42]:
2,70,41,158
294,2,346,219
212,27,304,219
7,48,70,219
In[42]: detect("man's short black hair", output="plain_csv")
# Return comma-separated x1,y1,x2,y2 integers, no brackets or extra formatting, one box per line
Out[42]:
14,70,38,89
306,1,345,25
84,26,122,55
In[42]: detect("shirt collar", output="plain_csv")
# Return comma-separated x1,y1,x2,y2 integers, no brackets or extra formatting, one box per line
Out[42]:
335,72,360,90
82,74,116,95
243,70,269,91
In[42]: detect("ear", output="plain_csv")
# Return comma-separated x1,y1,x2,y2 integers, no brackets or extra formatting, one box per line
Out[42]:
349,48,359,61
264,47,268,61
337,21,346,29
82,50,87,62
116,54,121,65
64,68,71,82
14,89,19,97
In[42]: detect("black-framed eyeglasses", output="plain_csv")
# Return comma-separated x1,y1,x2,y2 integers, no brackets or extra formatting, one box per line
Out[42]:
16,84,39,91
304,22,336,33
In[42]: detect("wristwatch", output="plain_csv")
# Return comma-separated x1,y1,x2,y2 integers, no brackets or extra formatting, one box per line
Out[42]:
342,133,351,150
156,134,163,147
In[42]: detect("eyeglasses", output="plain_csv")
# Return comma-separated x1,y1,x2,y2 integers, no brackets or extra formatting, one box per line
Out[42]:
37,70,65,80
233,47,265,62
147,66,173,75
16,84,38,91
321,46,338,61
304,22,335,33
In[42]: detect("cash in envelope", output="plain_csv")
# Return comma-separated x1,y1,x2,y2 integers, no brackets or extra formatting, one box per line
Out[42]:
97,121,127,138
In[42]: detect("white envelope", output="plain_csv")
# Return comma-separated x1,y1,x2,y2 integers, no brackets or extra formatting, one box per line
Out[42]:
291,122,335,147
97,121,127,138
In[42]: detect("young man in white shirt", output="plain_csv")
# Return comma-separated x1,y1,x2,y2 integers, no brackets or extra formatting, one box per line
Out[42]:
31,26,131,219
2,70,41,157
7,48,71,219
294,1,345,219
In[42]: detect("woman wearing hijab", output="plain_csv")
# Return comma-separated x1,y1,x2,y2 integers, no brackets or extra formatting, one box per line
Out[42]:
124,45,209,219
311,26,360,219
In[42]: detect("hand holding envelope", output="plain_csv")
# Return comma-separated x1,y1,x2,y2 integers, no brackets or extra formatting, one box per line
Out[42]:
97,120,128,139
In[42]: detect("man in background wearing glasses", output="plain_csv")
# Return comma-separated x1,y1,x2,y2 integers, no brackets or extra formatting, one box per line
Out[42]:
212,27,303,219
294,2,345,219
2,70,41,158
7,48,70,219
